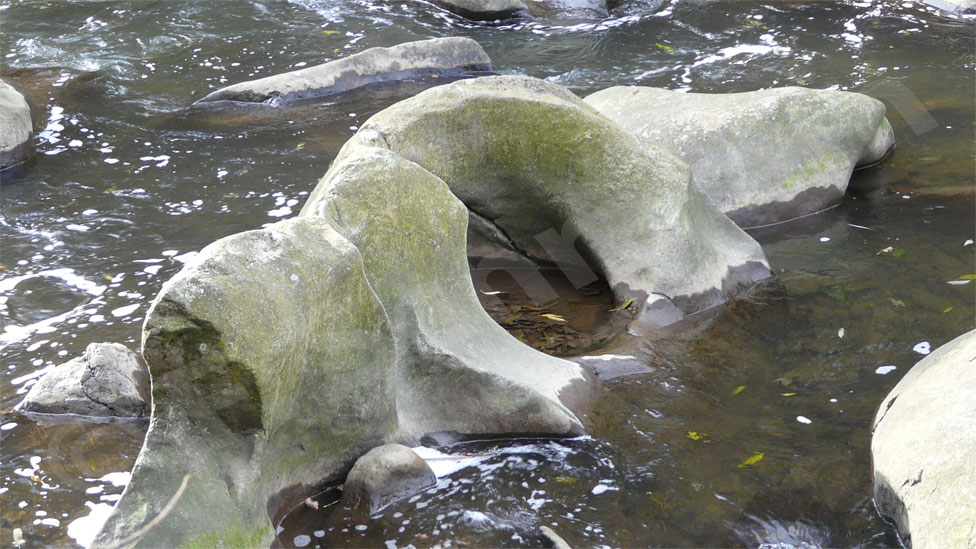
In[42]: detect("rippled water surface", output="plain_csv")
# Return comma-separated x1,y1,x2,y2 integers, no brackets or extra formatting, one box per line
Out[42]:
1,0,973,547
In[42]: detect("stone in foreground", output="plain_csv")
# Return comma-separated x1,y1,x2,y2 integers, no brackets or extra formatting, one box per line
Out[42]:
196,37,492,105
872,329,976,549
584,86,895,227
338,75,770,326
339,444,436,515
14,343,149,417
93,218,399,548
0,79,34,172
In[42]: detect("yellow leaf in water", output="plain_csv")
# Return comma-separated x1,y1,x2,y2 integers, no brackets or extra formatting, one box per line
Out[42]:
608,298,634,312
322,29,341,35
943,307,954,313
295,142,305,151
687,431,707,441
553,476,578,484
959,274,976,280
781,393,796,397
105,275,114,281
655,42,674,52
737,452,764,468
105,186,117,194
890,298,905,307
876,246,893,255
541,313,566,322
732,385,746,395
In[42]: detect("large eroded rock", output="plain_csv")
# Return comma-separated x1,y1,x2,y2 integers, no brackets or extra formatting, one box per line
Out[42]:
0,79,34,172
93,218,399,548
872,330,976,548
336,75,770,326
196,37,492,105
301,144,591,438
14,343,149,417
339,444,436,515
584,86,895,227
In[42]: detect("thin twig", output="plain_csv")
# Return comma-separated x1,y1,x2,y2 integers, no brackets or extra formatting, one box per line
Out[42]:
106,474,190,549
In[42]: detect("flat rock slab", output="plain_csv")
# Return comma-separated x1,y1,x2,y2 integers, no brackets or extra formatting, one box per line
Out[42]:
14,343,149,418
584,86,895,228
872,329,976,549
196,37,492,105
0,79,34,171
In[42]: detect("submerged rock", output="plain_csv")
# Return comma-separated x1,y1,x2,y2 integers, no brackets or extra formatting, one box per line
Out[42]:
428,0,609,19
195,37,492,105
339,444,436,515
872,329,976,549
0,79,34,172
337,75,770,327
14,343,149,417
584,86,895,228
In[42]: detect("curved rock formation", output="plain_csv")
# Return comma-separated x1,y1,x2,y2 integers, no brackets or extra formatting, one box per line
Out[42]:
584,86,895,227
872,329,976,549
338,75,770,326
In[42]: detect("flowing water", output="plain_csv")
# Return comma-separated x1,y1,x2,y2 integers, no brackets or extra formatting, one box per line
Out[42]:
0,0,973,547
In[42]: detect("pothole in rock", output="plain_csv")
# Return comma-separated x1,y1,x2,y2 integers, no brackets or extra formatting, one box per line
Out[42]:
469,259,632,357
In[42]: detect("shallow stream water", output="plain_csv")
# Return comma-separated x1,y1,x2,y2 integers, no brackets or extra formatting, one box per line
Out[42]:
1,0,973,547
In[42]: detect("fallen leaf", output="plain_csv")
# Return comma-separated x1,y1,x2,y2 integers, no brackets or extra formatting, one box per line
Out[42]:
876,246,893,255
295,142,305,151
892,248,906,258
322,29,341,35
104,186,117,193
781,392,796,397
732,385,746,395
105,275,114,281
737,452,765,469
608,298,634,312
655,42,674,52
553,476,578,484
959,274,976,280
687,431,707,441
541,313,566,322
890,299,905,307
943,307,953,313
822,285,846,300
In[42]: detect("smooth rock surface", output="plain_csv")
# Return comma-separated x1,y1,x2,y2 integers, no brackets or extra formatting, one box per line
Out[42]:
340,444,436,514
584,86,895,227
301,144,592,438
336,75,770,326
872,329,976,549
196,37,492,105
0,79,34,171
428,0,530,19
14,343,149,417
93,217,398,548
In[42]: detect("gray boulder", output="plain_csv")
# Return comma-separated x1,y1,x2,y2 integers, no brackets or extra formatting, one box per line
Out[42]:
93,218,399,548
196,37,491,105
14,343,149,417
0,79,33,171
335,75,770,327
428,0,609,19
922,0,976,13
872,329,976,549
340,444,436,515
301,143,592,438
584,86,895,228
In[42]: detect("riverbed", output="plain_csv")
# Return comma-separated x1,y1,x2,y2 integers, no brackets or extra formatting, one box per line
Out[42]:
1,0,973,547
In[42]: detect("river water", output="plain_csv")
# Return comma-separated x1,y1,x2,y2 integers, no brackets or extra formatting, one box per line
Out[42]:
1,0,973,547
